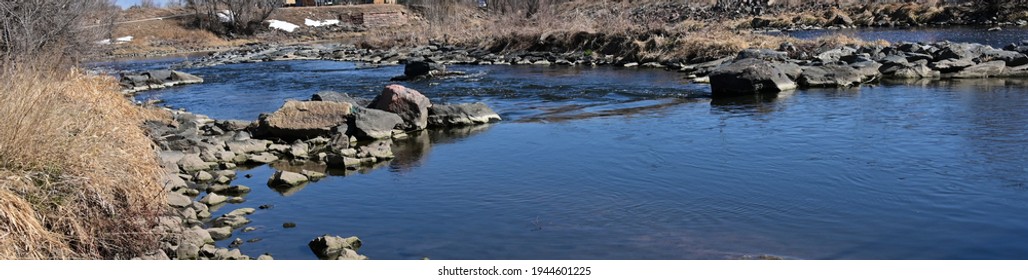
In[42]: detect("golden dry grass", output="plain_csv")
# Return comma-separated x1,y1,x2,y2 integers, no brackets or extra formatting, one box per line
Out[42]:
0,66,164,259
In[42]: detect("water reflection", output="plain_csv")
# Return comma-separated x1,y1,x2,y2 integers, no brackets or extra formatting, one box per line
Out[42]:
709,92,792,116
265,125,495,195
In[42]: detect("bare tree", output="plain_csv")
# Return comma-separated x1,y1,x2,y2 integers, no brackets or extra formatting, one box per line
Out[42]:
187,0,281,36
139,0,158,8
0,0,118,66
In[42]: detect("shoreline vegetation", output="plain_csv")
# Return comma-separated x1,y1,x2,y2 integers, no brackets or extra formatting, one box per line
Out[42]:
1,0,1027,260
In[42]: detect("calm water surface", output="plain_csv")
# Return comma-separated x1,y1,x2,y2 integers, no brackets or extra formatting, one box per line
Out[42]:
130,58,1028,260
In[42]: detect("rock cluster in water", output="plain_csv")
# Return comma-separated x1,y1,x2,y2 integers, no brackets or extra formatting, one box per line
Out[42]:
705,41,1028,97
120,70,204,94
144,84,500,260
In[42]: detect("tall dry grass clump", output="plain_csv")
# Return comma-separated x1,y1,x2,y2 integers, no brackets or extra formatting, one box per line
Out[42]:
0,66,165,260
1,0,166,259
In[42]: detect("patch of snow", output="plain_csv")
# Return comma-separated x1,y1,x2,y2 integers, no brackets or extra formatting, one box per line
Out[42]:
267,20,299,32
96,39,112,45
116,36,133,42
217,10,234,23
305,18,340,27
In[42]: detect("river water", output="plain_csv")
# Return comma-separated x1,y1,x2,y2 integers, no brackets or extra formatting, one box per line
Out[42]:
123,42,1028,260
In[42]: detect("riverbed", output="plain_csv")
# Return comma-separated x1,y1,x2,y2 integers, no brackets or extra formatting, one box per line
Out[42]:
115,29,1028,260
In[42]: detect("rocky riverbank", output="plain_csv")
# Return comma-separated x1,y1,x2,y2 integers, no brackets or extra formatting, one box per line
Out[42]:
705,40,1028,97
143,84,500,260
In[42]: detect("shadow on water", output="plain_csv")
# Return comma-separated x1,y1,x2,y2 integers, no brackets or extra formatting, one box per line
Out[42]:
709,92,793,116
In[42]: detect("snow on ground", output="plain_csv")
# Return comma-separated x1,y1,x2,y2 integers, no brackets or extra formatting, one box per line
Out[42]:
115,36,133,43
267,20,300,32
305,18,341,27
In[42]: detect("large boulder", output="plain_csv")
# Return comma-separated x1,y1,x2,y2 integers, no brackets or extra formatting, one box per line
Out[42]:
880,60,940,79
427,103,502,127
258,101,353,140
979,49,1028,67
369,85,432,130
352,107,403,139
709,58,798,97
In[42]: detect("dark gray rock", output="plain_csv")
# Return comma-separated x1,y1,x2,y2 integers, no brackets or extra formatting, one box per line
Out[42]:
709,58,798,96
311,91,369,106
797,65,867,88
352,107,403,139
948,60,1006,78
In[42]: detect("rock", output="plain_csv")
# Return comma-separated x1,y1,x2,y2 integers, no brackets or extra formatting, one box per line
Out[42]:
948,60,1006,78
258,101,353,140
194,171,214,182
199,193,227,205
881,60,940,79
308,235,363,260
327,155,362,168
176,243,200,260
212,248,247,260
369,85,432,131
257,254,274,260
980,49,1028,67
427,103,502,127
283,222,297,228
301,170,326,180
230,238,244,247
934,43,975,61
751,17,772,28
227,208,256,216
227,197,245,204
268,144,290,153
797,65,870,88
929,58,976,72
311,91,367,106
218,120,252,131
242,227,257,233
212,214,251,228
289,141,309,159
352,108,403,139
161,174,189,192
182,226,214,247
167,192,192,208
358,140,395,160
178,154,209,173
207,226,232,240
816,47,856,63
737,49,789,61
709,58,798,96
247,152,279,164
829,9,853,25
268,170,308,187
226,139,270,154
215,175,233,185
220,185,251,195
403,59,445,78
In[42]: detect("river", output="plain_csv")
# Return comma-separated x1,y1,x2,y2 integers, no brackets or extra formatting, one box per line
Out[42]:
114,35,1028,260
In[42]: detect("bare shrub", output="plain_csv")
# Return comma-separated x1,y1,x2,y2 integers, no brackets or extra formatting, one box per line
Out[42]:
0,0,119,67
186,0,281,37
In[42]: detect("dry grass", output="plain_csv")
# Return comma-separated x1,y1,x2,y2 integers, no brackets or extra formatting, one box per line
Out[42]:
0,66,164,259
